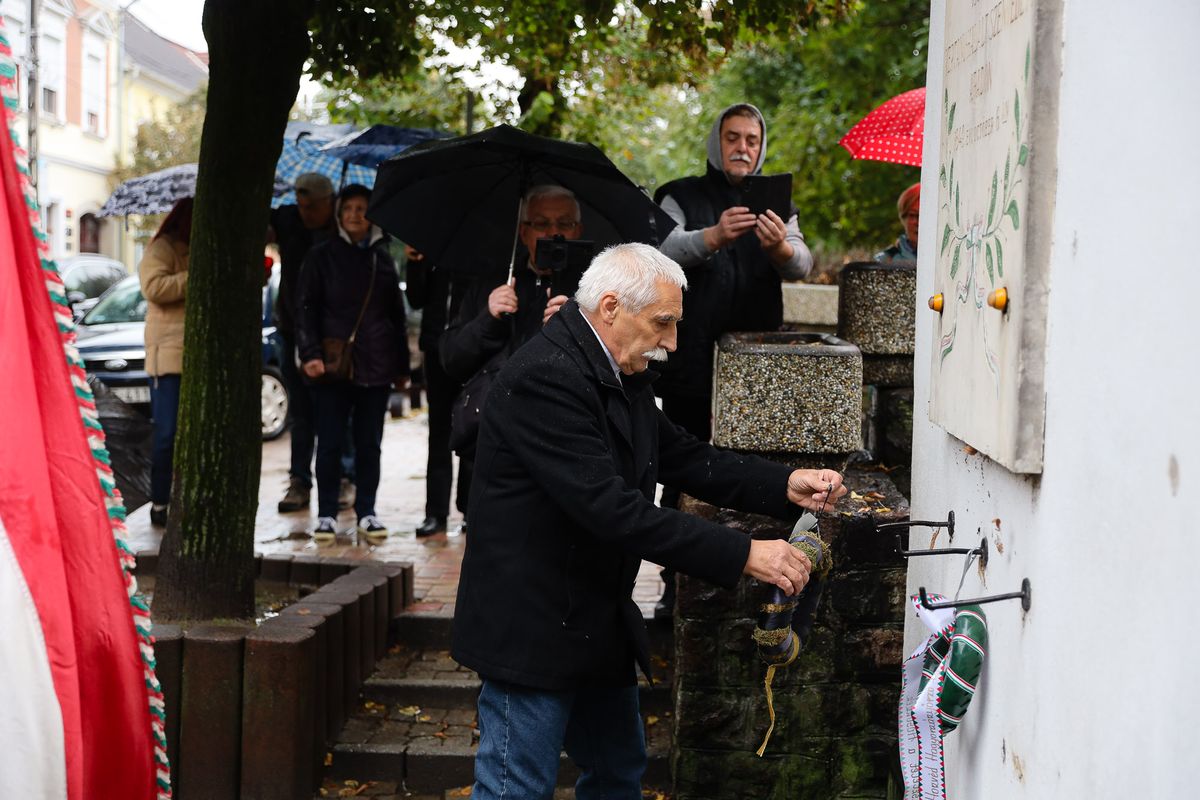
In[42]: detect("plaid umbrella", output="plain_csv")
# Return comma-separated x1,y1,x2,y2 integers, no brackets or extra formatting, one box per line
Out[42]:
319,124,446,167
272,133,375,207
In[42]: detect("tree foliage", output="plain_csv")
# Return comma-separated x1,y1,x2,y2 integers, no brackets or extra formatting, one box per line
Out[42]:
112,87,207,184
563,0,929,257
310,1,856,135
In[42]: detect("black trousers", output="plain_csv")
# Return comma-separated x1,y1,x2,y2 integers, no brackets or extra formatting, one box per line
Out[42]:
423,347,472,519
311,383,389,519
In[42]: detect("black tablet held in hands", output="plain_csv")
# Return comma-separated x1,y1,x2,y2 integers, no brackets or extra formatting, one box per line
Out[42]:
738,173,793,219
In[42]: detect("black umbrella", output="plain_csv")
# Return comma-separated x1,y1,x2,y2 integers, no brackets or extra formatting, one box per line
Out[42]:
367,124,676,281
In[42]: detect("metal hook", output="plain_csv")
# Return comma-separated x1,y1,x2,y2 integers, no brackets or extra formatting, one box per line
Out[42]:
875,510,955,540
918,578,1031,612
896,535,988,568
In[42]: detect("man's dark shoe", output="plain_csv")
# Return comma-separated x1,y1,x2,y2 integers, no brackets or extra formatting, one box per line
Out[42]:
415,516,446,537
277,478,311,513
149,504,168,527
338,478,356,511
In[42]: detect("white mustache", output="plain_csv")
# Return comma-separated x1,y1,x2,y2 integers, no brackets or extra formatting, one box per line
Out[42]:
643,348,669,362
729,153,752,164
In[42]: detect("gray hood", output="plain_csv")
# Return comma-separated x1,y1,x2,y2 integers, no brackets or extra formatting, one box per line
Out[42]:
705,103,768,180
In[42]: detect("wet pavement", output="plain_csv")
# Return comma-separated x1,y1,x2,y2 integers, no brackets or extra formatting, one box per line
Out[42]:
123,405,666,618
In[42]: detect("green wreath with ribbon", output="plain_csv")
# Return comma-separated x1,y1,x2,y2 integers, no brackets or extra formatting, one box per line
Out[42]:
900,594,989,799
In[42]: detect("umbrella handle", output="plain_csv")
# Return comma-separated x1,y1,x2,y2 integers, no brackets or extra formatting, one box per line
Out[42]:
506,192,523,285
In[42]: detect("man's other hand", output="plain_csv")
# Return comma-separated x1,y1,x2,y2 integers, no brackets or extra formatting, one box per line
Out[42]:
302,358,325,379
755,209,793,263
404,245,424,263
703,206,758,251
744,538,812,596
488,283,519,319
786,468,848,511
544,294,569,325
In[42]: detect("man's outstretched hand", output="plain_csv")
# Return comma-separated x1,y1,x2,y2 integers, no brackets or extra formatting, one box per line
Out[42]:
744,538,812,596
786,468,847,512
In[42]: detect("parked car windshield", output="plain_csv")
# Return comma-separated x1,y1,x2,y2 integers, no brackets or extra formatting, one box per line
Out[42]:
82,277,147,324
62,261,126,299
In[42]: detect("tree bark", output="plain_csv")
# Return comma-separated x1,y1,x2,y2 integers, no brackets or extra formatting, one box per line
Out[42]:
154,0,312,621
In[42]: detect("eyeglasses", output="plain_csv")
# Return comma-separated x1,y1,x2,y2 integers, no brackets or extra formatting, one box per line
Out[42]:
522,218,580,234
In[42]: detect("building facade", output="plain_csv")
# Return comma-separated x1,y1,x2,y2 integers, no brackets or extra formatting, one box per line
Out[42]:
0,0,205,267
907,1,1198,798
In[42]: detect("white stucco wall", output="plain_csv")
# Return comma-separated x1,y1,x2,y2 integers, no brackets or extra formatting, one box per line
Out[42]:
909,1,1200,797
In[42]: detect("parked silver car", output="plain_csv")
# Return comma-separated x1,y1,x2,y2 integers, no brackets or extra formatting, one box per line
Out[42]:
75,271,290,440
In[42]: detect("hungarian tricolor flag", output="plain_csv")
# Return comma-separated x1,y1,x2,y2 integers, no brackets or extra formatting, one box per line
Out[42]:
0,20,168,800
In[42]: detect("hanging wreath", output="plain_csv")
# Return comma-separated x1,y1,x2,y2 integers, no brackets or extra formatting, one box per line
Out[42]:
899,593,989,799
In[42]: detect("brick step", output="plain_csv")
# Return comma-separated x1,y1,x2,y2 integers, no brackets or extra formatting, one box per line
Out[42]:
326,719,672,794
325,642,676,795
363,674,675,717
392,610,676,653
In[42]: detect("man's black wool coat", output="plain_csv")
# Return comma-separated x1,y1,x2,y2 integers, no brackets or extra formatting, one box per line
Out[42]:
451,301,800,690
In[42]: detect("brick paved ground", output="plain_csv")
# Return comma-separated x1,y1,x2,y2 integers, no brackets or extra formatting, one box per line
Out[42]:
124,406,666,618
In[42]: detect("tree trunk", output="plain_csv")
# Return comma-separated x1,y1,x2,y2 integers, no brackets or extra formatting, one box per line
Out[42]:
154,0,311,621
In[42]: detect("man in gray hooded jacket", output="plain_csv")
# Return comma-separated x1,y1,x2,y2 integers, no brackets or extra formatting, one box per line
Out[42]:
652,104,814,612
654,103,813,440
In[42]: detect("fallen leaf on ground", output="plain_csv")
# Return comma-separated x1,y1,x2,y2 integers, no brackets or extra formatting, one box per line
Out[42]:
417,714,432,722
447,787,473,797
396,705,421,717
645,715,659,726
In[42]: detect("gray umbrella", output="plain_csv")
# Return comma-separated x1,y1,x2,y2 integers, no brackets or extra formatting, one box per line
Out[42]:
99,163,291,216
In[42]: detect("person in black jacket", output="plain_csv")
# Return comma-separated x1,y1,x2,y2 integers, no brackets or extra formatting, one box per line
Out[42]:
269,173,357,514
452,243,846,799
439,184,583,383
404,246,472,537
295,184,410,543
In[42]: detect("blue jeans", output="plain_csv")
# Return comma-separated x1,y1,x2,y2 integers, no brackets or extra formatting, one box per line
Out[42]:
311,382,389,519
148,374,181,506
473,679,645,800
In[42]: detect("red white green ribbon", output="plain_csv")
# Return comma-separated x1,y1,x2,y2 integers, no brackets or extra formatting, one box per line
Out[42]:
899,593,988,800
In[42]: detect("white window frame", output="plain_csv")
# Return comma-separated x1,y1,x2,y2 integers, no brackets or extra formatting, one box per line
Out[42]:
82,32,106,136
38,10,67,125
1,1,28,109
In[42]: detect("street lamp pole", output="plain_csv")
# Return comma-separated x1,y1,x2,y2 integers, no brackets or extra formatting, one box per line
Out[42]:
27,0,39,191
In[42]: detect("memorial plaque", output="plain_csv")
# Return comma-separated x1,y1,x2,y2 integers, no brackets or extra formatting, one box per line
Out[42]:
929,0,1062,473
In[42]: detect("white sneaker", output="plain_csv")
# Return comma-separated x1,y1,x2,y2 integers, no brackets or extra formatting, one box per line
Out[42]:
313,516,338,544
357,515,389,543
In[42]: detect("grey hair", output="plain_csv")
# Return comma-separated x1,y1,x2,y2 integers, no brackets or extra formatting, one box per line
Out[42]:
520,184,581,221
575,243,687,313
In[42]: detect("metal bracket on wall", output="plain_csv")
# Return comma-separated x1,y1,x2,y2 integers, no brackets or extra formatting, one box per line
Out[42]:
918,579,1032,612
875,509,956,540
895,535,988,568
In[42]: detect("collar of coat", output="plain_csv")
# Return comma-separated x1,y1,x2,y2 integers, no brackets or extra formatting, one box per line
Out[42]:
547,301,660,397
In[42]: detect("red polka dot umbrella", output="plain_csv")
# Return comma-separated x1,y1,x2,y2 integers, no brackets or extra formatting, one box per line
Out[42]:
839,87,926,167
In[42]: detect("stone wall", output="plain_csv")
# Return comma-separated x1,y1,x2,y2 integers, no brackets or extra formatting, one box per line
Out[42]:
671,469,909,800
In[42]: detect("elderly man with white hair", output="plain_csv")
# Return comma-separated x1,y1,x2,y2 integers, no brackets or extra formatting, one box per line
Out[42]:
452,243,847,799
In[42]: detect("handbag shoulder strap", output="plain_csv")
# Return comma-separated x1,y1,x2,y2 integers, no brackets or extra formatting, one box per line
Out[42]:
347,252,377,343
